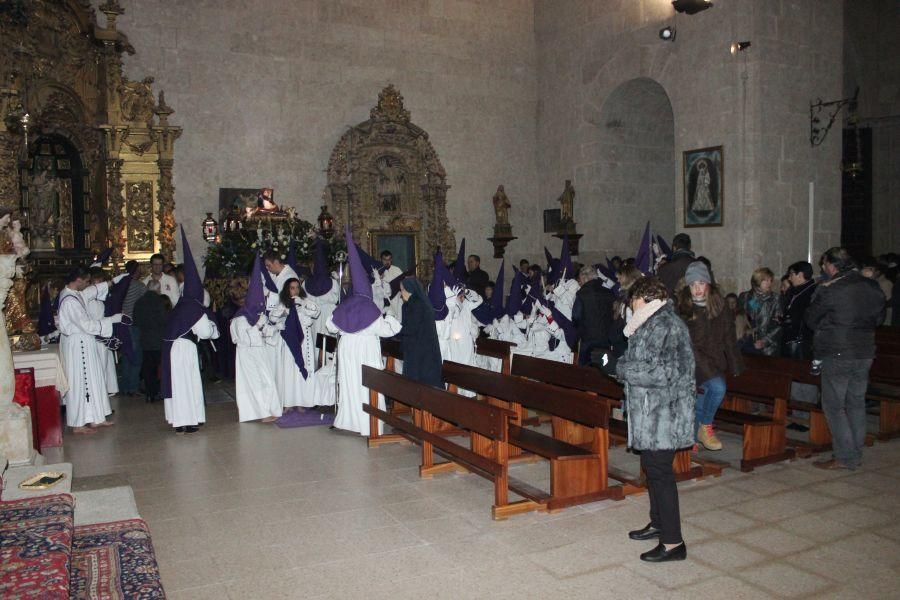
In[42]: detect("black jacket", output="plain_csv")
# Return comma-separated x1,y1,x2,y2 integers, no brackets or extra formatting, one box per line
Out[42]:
399,295,443,388
465,267,490,297
781,280,816,352
573,279,615,345
658,250,696,296
805,270,885,359
133,291,169,351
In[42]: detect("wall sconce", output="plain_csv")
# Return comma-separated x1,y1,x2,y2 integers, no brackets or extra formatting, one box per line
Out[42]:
659,27,676,42
730,41,751,54
317,205,334,239
201,212,218,243
672,0,713,15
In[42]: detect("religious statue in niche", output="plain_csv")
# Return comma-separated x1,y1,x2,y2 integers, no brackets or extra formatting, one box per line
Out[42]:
29,168,61,249
557,179,575,224
241,188,287,220
488,184,517,259
376,155,404,213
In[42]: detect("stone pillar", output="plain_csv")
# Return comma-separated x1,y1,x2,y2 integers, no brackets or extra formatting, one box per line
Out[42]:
0,254,36,466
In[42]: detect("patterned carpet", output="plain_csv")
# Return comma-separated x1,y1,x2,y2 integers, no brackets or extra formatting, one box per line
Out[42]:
70,519,165,599
0,493,74,599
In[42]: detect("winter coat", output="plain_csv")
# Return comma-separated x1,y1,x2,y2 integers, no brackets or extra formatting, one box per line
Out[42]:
739,290,782,356
572,279,615,345
805,269,885,360
658,250,695,296
133,290,169,351
399,295,443,387
682,303,744,384
780,280,816,358
615,302,696,451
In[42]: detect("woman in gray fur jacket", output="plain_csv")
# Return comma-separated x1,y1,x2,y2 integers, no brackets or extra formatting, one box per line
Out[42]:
615,276,696,563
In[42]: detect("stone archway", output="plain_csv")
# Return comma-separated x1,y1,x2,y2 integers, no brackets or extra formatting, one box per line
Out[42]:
592,77,675,256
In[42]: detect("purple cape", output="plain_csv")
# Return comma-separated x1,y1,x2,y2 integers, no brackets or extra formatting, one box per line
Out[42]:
505,268,524,317
331,226,381,333
281,303,308,379
103,274,134,361
305,239,332,297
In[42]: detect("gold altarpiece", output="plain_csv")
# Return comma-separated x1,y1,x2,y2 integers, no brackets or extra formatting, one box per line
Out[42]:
325,86,455,278
0,0,181,333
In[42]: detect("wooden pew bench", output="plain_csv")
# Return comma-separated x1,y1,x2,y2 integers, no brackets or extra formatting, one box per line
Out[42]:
509,354,717,488
361,365,546,520
442,361,624,509
868,354,900,441
741,354,833,454
475,338,517,375
721,370,796,471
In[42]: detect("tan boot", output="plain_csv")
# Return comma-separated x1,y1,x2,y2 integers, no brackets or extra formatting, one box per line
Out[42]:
697,424,722,451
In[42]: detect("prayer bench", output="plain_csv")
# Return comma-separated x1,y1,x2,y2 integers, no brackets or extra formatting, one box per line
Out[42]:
867,354,900,441
509,355,717,491
361,365,548,519
442,361,624,509
720,370,796,471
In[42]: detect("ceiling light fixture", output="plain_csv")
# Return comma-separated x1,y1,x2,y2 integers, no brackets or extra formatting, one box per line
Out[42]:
672,0,713,15
730,41,751,54
659,26,676,42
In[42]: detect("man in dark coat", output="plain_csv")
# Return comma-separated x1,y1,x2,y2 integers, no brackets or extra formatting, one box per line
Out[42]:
572,265,615,365
464,254,491,298
398,279,443,388
657,233,695,296
133,279,169,402
805,247,885,470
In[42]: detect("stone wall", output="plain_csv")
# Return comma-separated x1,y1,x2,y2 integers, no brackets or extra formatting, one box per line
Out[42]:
99,0,538,272
845,0,900,256
534,0,844,293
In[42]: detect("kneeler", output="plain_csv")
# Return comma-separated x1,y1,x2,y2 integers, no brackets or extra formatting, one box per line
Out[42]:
13,367,40,451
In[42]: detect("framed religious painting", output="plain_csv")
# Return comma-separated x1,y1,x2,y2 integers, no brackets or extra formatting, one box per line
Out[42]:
683,145,724,227
369,231,417,273
543,209,561,233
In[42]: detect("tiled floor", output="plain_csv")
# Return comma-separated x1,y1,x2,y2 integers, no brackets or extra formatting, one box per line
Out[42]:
48,382,900,599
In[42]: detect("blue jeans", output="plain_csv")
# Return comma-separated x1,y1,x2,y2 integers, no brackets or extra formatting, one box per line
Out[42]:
820,357,871,469
121,328,143,394
695,376,726,429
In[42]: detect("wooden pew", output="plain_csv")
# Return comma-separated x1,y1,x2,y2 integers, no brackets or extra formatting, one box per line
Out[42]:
720,370,796,471
475,338,517,375
361,366,544,520
509,355,717,487
868,354,900,441
442,361,624,508
740,354,833,454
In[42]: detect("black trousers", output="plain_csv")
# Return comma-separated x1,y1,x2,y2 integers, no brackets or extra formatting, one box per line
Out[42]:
142,350,161,398
640,449,683,545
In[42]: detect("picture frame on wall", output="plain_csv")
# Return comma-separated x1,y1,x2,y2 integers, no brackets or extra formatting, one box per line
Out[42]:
683,145,724,227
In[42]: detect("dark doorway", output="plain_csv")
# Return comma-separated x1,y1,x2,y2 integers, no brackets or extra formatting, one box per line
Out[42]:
840,127,872,260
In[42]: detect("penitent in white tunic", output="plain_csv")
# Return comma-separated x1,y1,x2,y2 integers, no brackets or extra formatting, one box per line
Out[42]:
164,314,219,428
304,278,340,338
326,313,401,436
85,293,118,395
270,299,320,408
58,284,115,427
231,315,282,421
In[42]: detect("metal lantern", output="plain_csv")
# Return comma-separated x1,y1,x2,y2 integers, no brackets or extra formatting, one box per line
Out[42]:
317,205,334,239
201,212,218,243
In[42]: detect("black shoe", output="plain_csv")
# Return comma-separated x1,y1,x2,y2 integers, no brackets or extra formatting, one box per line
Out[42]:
640,543,687,562
175,427,186,435
787,422,809,432
185,426,199,434
629,523,662,541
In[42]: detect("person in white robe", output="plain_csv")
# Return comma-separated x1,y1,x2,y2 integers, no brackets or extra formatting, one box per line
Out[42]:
87,268,118,395
161,228,220,434
326,227,402,436
270,278,320,410
263,250,298,310
58,267,122,433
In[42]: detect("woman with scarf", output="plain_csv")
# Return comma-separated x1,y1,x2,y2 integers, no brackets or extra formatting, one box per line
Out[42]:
738,267,782,356
615,276,695,563
676,261,744,451
398,278,443,388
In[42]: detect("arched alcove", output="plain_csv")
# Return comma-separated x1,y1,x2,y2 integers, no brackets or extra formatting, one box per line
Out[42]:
592,77,675,256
